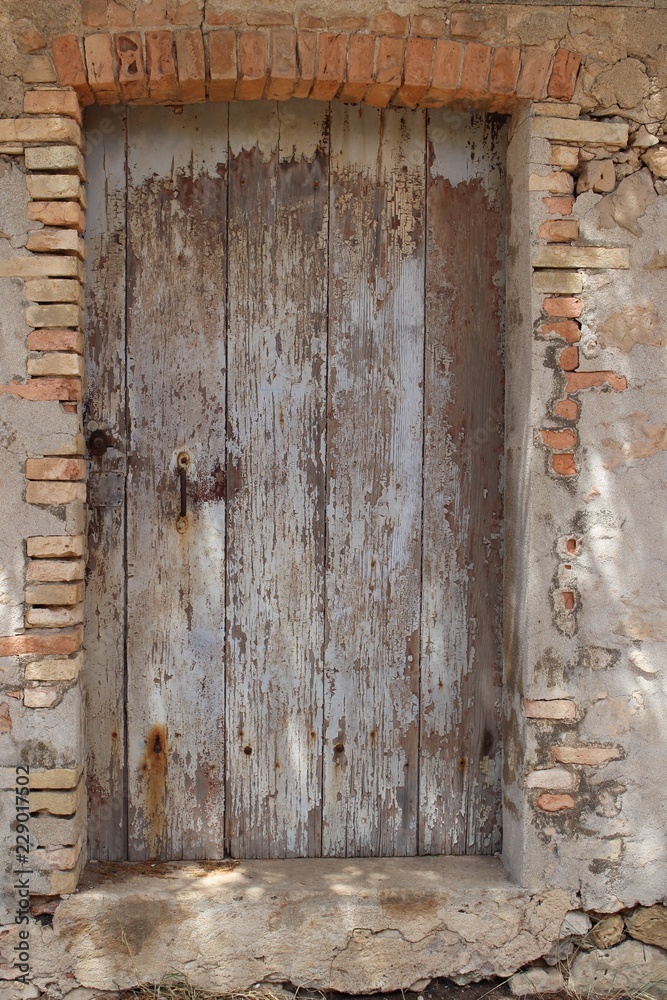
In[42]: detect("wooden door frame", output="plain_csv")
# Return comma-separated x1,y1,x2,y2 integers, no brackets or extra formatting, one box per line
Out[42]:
17,24,599,896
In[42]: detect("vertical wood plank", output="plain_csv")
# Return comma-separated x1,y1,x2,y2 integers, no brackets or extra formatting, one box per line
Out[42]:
419,111,506,855
125,105,229,860
323,104,426,857
83,106,128,861
225,101,329,858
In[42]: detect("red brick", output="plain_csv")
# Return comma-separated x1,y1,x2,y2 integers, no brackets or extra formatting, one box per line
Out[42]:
552,453,577,476
488,46,520,96
411,15,445,38
311,33,346,101
370,12,408,35
296,12,325,30
84,33,120,104
174,30,206,102
24,90,83,126
548,49,581,101
541,428,577,450
537,319,581,344
235,31,268,100
208,30,237,101
293,31,317,98
135,0,168,26
51,36,94,106
339,34,375,103
554,399,579,420
266,28,297,100
544,296,582,319
422,40,463,105
17,26,48,53
0,627,82,658
205,4,243,26
108,2,134,27
542,195,575,216
146,30,178,102
328,16,368,31
558,346,580,371
26,458,85,481
247,12,292,26
27,329,84,353
516,48,551,100
565,371,627,394
115,33,149,102
365,36,404,108
395,37,434,108
537,219,579,243
536,793,575,812
166,0,203,26
0,378,81,402
82,0,108,28
456,43,492,100
450,11,499,40
28,202,86,232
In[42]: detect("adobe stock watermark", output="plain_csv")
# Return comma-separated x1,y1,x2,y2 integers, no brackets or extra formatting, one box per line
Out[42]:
13,765,32,986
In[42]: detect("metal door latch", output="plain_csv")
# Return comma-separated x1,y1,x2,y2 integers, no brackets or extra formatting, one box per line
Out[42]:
176,452,189,533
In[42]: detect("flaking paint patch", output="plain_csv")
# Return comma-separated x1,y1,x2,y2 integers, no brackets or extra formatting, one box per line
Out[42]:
600,411,667,469
599,304,667,352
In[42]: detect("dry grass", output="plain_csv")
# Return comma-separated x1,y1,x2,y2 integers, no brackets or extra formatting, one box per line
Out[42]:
116,979,315,1000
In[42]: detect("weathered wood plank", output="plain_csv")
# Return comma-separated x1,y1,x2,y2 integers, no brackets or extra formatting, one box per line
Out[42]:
419,111,506,855
83,105,128,861
322,104,426,857
225,101,329,858
125,105,229,860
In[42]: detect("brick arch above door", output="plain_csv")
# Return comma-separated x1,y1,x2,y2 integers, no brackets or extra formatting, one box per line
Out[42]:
50,27,581,111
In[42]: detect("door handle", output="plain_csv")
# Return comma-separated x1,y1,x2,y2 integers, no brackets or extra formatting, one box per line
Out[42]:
176,452,189,533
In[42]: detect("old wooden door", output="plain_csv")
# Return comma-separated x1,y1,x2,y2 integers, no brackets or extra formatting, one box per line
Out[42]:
84,101,506,861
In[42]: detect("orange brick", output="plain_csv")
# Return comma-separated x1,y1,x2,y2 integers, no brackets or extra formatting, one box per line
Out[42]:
552,453,577,476
146,30,178,102
28,201,86,232
167,0,203,26
558,346,580,371
370,12,408,34
108,1,133,27
395,37,434,108
541,428,577,450
82,0,108,27
84,33,120,104
562,590,576,610
311,33,346,101
516,48,551,100
26,458,85,481
0,627,82,658
422,40,463,105
135,0,168,26
538,320,581,344
24,90,82,126
0,378,81,402
488,46,520,96
208,30,237,101
554,399,579,421
235,31,268,100
328,16,368,31
174,30,206,103
205,4,243,26
17,26,47,53
296,12,325,30
456,43,492,100
339,34,375,103
548,49,581,101
543,297,582,319
293,31,317,98
543,196,575,216
116,33,148,102
247,11,292,26
536,793,574,812
411,15,445,37
27,329,84,353
537,220,579,243
266,28,297,100
565,371,627,394
51,36,94,105
365,36,404,108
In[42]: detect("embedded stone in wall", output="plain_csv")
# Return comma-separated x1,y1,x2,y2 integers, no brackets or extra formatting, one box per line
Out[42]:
626,906,667,951
570,939,667,998
590,914,625,949
598,168,657,236
642,146,667,180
